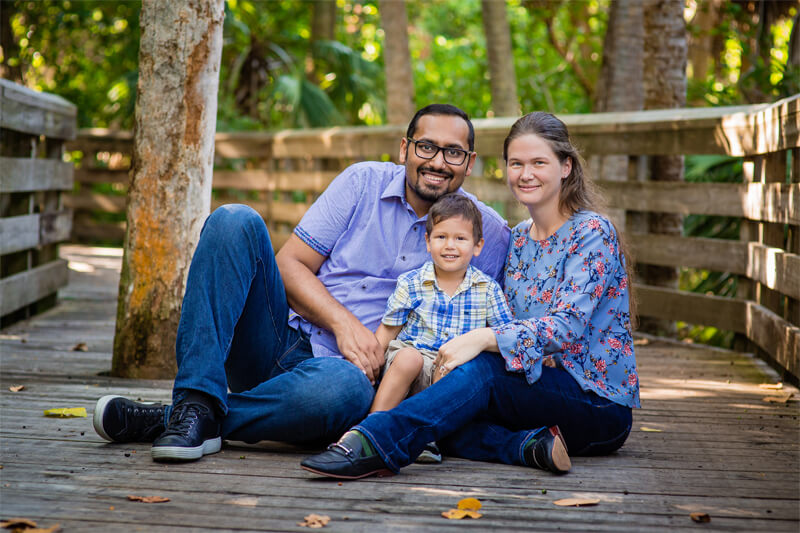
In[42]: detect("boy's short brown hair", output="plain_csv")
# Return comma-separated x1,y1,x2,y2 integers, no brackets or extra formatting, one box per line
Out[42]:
425,193,483,241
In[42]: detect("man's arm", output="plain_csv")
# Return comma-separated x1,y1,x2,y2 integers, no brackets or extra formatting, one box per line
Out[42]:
276,234,384,383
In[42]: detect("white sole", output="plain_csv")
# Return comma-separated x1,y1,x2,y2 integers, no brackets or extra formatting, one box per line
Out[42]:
92,394,122,442
151,437,222,461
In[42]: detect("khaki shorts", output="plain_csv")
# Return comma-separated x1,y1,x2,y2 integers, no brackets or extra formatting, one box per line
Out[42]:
384,339,437,396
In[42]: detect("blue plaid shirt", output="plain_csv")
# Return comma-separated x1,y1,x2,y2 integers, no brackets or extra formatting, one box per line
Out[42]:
383,261,513,352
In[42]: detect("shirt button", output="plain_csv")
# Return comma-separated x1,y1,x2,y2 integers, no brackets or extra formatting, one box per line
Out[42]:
413,227,418,231
401,256,406,261
361,285,367,289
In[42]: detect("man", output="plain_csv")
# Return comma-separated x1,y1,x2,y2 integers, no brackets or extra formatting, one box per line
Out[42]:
92,104,511,462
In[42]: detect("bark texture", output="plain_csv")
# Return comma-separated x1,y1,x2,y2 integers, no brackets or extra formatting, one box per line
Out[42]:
481,0,519,117
112,0,224,378
592,0,644,233
641,0,687,335
379,0,415,125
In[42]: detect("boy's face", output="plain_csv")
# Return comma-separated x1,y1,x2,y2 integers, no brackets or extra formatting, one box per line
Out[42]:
425,216,484,275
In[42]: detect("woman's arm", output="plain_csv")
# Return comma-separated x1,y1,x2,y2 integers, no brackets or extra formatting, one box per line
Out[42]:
433,327,497,383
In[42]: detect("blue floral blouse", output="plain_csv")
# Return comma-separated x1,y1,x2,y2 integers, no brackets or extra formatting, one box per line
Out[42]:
494,210,641,408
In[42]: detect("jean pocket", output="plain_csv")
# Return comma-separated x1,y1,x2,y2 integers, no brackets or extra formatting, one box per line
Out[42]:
274,333,312,375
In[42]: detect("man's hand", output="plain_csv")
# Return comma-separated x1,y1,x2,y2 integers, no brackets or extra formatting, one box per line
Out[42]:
433,328,496,384
333,316,385,384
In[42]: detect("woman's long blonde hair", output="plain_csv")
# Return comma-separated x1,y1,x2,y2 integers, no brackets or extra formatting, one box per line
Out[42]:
503,112,638,328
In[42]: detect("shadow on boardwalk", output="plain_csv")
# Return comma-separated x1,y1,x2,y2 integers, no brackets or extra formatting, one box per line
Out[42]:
1,245,798,532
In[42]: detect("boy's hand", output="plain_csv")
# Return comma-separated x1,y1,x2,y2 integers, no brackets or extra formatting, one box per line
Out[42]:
333,317,385,384
433,328,495,383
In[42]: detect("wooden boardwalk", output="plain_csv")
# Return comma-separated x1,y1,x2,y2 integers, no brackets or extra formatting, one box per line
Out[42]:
1,245,798,532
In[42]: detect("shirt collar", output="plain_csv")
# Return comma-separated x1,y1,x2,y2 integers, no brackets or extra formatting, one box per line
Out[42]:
420,261,488,293
380,165,408,200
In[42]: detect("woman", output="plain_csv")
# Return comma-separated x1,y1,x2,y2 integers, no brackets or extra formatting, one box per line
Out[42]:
300,112,640,479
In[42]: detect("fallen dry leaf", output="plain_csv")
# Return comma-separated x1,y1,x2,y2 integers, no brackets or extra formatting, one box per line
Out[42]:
43,407,87,418
127,495,170,503
1,518,38,529
9,385,25,392
640,427,662,432
456,497,482,511
553,498,600,507
690,512,711,523
71,342,88,351
297,514,330,528
758,383,783,390
762,394,793,404
0,518,61,533
442,498,483,519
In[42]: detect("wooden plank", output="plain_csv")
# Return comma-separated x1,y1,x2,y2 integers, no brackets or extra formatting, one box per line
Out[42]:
73,168,130,186
0,158,74,193
0,213,39,254
63,190,126,213
635,284,747,333
39,209,72,246
0,79,77,139
212,169,338,192
596,181,800,223
629,234,747,274
746,301,800,379
270,201,311,225
0,259,68,315
746,243,800,301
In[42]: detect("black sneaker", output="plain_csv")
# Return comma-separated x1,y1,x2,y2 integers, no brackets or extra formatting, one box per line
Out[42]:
415,441,442,464
151,401,221,462
300,431,394,480
93,395,167,443
523,425,571,474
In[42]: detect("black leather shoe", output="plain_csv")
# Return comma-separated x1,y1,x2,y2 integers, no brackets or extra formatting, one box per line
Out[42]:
300,431,394,480
93,395,166,443
523,425,571,474
151,401,221,462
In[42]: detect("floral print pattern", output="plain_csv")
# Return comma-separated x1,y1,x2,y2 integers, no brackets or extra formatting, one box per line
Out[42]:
494,210,640,408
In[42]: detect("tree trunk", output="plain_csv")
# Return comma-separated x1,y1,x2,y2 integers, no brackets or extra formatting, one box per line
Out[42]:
641,0,687,336
592,0,644,233
112,0,224,378
0,4,23,83
481,0,519,117
378,0,415,125
687,0,722,89
306,0,336,82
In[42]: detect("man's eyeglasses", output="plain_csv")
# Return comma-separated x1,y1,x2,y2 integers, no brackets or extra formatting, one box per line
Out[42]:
406,138,471,166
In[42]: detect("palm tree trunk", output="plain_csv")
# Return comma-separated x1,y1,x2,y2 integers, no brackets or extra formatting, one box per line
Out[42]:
640,0,687,336
379,0,415,125
481,0,519,117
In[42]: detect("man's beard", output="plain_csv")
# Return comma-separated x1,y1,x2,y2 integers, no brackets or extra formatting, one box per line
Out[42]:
409,165,454,203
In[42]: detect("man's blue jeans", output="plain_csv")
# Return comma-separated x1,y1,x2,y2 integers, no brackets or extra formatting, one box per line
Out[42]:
355,353,632,472
170,204,374,444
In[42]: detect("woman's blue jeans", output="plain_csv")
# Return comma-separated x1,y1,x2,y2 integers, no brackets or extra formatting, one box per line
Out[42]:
171,204,374,444
355,353,632,472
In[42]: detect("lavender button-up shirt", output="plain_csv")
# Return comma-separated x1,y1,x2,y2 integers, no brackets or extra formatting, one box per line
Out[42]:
288,161,511,358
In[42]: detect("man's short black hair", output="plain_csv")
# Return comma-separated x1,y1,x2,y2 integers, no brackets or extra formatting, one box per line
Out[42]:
406,104,475,152
426,193,483,242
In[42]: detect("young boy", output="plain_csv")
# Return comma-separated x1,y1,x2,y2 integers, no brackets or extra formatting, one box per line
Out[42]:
371,193,512,462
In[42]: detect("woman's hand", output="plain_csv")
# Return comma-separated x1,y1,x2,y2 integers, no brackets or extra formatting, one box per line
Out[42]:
433,328,497,383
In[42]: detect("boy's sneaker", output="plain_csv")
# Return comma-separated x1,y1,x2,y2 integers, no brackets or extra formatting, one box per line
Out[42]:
93,395,167,443
151,400,221,462
415,441,442,464
522,425,571,474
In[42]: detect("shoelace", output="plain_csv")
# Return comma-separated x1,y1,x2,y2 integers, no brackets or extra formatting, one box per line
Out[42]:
161,402,209,437
123,404,163,433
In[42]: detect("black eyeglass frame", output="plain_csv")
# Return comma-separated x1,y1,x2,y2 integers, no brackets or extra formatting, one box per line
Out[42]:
406,137,471,166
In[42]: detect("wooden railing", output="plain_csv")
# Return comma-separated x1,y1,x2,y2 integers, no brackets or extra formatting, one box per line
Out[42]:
64,97,800,380
0,80,76,327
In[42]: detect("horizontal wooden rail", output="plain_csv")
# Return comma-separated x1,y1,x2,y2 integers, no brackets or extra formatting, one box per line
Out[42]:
0,79,77,139
0,259,69,316
1,158,74,193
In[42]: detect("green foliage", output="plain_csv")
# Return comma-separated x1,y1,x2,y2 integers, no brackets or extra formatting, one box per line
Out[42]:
9,0,141,129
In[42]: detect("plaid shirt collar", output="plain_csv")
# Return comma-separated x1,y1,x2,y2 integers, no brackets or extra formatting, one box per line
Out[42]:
419,261,488,296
